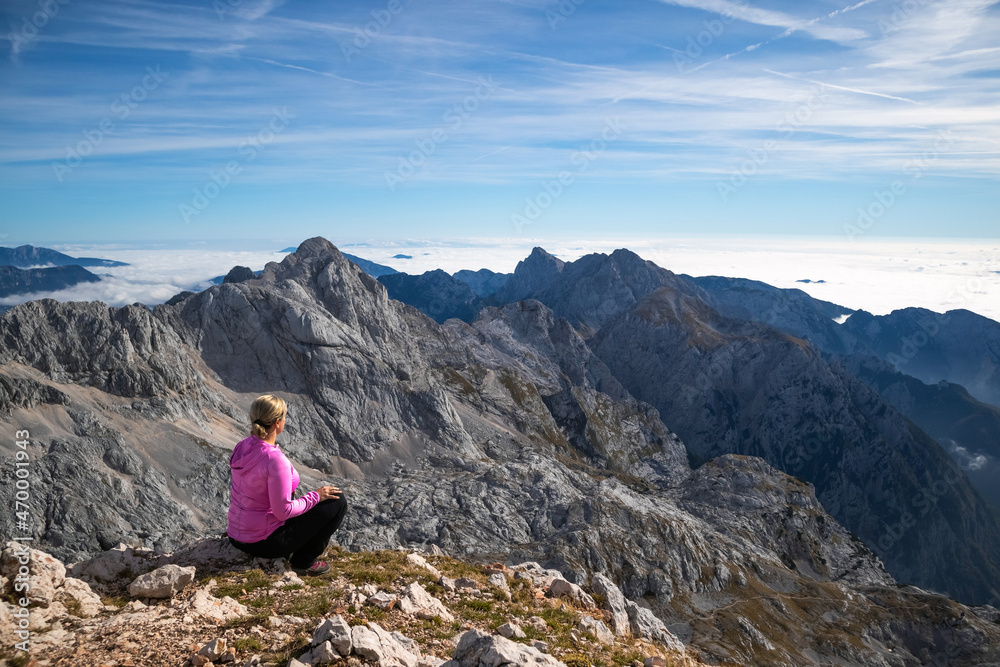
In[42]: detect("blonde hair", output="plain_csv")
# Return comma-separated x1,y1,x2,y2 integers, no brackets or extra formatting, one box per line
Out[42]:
250,395,287,438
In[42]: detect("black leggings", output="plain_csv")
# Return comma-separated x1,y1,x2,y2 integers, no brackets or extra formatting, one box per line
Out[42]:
230,496,348,569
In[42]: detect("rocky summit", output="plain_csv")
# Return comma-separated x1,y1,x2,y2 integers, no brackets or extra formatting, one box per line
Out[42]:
2,237,1000,666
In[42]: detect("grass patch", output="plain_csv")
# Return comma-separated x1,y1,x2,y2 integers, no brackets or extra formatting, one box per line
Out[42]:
247,595,276,609
101,595,129,608
64,597,83,617
611,648,645,666
281,584,304,591
281,590,336,618
224,612,270,629
232,636,265,653
215,568,272,599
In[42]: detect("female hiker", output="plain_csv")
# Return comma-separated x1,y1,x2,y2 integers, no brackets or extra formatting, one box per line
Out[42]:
227,394,348,575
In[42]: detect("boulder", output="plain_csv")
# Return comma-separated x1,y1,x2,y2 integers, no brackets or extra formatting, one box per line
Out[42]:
312,615,353,656
497,622,526,639
352,622,420,667
70,542,164,587
128,563,195,598
590,573,629,636
624,601,685,654
199,638,228,661
547,578,595,609
406,552,443,579
183,589,249,623
368,591,398,609
59,577,104,617
451,629,566,667
2,541,66,607
398,582,455,622
578,616,614,645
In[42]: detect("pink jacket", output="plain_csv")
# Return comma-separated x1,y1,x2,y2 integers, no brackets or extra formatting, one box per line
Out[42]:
227,435,319,543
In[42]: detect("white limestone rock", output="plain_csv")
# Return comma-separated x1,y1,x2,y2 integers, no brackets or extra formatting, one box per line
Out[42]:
128,563,195,598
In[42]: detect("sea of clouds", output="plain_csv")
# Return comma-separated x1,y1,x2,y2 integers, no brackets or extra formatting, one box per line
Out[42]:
1,237,997,323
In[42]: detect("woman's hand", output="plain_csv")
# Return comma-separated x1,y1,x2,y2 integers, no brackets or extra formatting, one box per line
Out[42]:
316,485,341,501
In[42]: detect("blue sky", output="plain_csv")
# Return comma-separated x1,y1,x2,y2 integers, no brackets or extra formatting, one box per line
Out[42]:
1,0,998,246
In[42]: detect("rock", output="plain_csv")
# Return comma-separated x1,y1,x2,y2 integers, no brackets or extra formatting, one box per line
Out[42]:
643,657,666,667
70,542,164,586
184,589,250,623
455,577,480,590
624,601,685,654
58,577,104,617
242,656,261,667
532,641,549,653
578,616,614,645
527,617,548,633
219,650,236,664
452,629,565,667
312,615,352,656
368,591,397,610
406,552,443,579
287,659,308,667
301,640,338,665
200,638,228,661
280,571,306,588
590,573,629,637
547,578,595,609
128,563,196,598
510,563,564,589
497,622,526,639
488,573,509,590
2,541,66,607
440,576,457,592
351,622,420,667
398,582,455,623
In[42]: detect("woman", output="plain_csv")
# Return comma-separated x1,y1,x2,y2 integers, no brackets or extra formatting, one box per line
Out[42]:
227,395,348,575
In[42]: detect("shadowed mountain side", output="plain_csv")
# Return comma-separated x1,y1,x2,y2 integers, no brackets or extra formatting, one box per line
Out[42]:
453,268,510,297
0,265,102,298
842,308,1000,409
687,275,856,354
840,353,1000,510
588,285,1000,605
378,269,480,324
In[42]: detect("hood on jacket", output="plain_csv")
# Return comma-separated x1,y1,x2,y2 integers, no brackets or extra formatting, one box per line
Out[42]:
230,435,275,472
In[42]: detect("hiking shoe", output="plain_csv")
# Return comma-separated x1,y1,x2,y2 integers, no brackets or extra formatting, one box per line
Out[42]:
292,560,330,576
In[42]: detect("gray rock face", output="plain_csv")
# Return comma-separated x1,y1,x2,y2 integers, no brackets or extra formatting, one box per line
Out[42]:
222,265,256,284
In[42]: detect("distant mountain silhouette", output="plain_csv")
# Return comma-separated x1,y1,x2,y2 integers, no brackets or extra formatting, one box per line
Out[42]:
0,244,127,268
0,264,102,298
